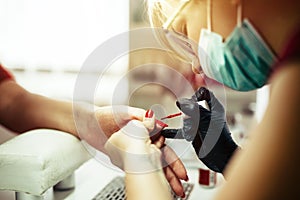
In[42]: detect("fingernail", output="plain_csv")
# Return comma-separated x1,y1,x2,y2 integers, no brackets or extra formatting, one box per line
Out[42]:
145,109,154,118
185,175,189,182
156,119,168,128
181,192,186,198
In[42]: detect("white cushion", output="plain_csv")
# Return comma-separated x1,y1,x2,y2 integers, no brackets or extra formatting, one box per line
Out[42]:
0,129,91,195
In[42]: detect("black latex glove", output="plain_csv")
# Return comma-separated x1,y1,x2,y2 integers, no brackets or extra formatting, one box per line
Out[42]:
161,87,239,173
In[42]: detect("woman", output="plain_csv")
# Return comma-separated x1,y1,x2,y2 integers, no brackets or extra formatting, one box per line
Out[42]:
106,0,300,199
154,0,300,199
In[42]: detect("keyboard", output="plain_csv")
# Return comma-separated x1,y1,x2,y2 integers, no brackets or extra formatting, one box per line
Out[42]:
92,176,194,200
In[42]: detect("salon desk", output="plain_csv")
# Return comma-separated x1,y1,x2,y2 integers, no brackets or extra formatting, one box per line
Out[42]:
67,142,224,200
0,146,224,200
61,158,224,200
77,158,224,200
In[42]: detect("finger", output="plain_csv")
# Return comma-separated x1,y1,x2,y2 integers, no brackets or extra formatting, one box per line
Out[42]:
143,109,156,132
161,145,188,181
193,87,213,109
194,87,224,111
208,91,225,111
160,129,185,139
163,166,185,197
152,137,186,197
182,118,199,141
193,87,209,101
128,106,147,121
176,98,198,117
121,120,149,140
152,135,165,148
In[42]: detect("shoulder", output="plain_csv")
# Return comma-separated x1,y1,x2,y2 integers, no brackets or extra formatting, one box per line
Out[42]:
266,61,300,134
215,62,300,200
270,61,300,99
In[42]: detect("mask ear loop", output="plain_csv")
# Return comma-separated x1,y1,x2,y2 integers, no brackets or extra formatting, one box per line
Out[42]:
237,1,242,27
207,0,212,31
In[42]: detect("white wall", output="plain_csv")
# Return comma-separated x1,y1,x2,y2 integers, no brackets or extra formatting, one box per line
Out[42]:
0,0,129,72
0,0,129,103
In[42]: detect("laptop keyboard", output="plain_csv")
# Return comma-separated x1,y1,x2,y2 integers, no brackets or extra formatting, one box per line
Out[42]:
92,176,194,200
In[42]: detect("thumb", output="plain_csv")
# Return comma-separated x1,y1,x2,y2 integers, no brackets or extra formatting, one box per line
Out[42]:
121,120,149,140
143,109,168,140
143,109,156,132
193,87,223,111
176,98,198,117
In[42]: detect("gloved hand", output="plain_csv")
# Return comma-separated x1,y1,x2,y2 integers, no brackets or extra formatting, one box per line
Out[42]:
162,87,239,173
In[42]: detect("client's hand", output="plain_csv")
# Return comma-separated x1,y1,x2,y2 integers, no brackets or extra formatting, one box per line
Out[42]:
104,117,162,173
144,110,188,197
73,104,145,152
105,118,173,200
74,103,187,197
105,111,188,197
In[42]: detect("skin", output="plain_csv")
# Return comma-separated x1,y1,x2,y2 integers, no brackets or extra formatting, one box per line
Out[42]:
105,120,173,200
171,0,300,56
0,80,144,136
149,0,300,199
216,63,300,199
0,79,188,196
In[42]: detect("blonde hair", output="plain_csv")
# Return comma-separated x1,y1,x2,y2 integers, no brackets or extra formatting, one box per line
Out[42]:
145,0,199,68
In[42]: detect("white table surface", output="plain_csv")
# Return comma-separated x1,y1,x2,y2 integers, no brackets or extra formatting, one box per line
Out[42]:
0,157,224,200
0,138,226,200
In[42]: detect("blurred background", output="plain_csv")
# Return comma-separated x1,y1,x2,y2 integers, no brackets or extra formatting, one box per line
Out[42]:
0,0,260,147
0,2,271,200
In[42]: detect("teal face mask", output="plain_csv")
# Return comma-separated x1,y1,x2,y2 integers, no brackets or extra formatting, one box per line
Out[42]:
198,2,277,91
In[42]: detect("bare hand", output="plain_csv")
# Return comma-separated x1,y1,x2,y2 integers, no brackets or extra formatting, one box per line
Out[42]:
73,104,145,152
144,110,188,197
152,135,188,197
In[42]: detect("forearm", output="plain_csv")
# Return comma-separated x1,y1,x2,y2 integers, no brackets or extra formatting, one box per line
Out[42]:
22,93,78,137
0,80,78,136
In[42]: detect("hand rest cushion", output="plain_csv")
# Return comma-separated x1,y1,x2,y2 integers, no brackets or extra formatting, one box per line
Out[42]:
0,129,91,195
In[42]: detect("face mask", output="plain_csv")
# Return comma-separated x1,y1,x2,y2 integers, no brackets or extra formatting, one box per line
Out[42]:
198,1,277,91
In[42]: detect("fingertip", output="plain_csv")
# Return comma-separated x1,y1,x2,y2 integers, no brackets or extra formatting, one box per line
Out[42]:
181,192,186,198
155,119,168,129
143,109,155,122
123,120,148,138
180,171,189,182
185,175,189,182
145,109,154,118
175,100,181,109
158,135,165,143
153,136,165,149
175,184,185,198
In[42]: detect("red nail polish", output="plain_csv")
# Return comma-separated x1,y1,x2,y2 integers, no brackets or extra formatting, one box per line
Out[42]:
155,119,168,128
181,192,186,198
145,109,154,118
185,175,189,182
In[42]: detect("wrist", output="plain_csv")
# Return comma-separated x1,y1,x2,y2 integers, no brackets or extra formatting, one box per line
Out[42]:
123,146,162,174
